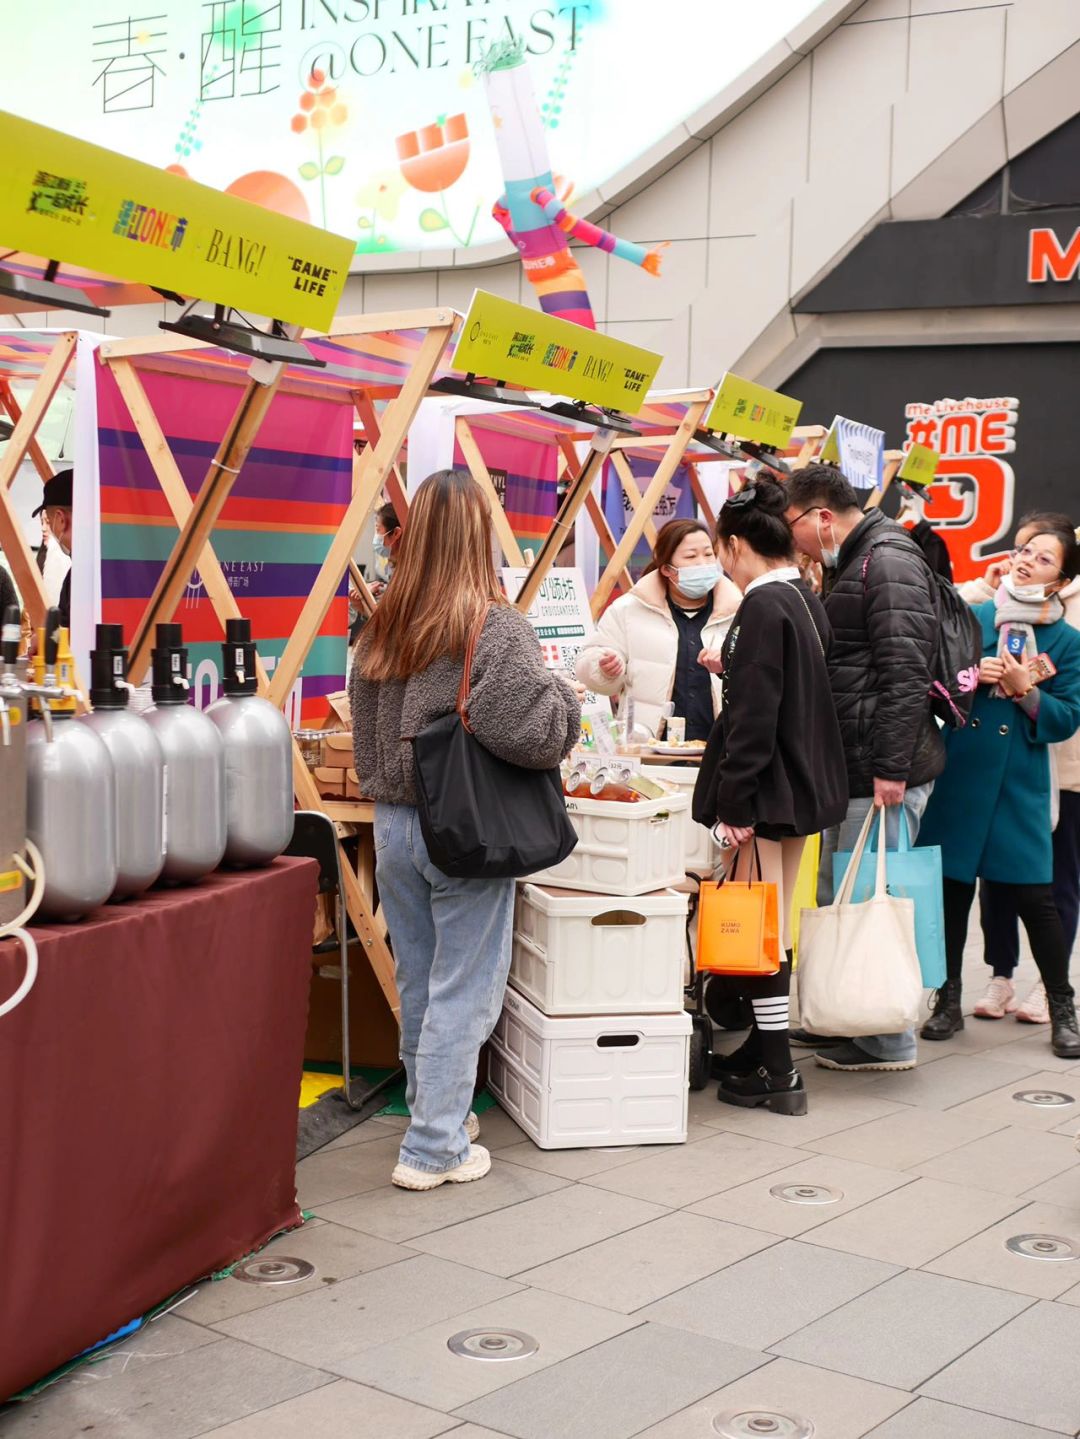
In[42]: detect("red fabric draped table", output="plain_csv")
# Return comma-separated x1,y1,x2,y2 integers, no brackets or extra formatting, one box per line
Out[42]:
0,856,318,1401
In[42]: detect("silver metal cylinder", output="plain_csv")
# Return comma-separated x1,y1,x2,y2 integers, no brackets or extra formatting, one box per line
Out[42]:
205,693,294,868
145,704,227,884
26,716,118,921
82,709,166,900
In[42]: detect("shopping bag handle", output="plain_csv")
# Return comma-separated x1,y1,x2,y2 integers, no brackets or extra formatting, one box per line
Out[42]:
728,837,763,887
835,807,889,907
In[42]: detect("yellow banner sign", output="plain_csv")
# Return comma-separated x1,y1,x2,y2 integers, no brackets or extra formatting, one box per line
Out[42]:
704,372,803,449
898,443,941,487
0,111,353,330
452,290,662,414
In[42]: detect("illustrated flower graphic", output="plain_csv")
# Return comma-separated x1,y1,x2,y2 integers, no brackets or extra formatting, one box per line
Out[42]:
292,68,349,228
396,114,479,247
354,169,407,252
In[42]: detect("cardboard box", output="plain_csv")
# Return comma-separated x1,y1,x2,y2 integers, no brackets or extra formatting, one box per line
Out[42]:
321,732,353,769
314,766,346,798
304,939,400,1069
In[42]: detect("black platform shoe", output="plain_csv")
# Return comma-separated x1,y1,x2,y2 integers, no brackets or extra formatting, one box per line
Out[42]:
1049,993,1080,1060
717,1066,808,1116
921,980,964,1041
710,1037,761,1080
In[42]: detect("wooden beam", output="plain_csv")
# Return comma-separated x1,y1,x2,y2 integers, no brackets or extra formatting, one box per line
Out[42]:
0,381,54,484
864,453,903,513
0,331,76,492
327,307,460,338
0,333,76,633
591,398,709,618
686,461,716,532
455,417,526,567
557,436,629,597
513,434,614,614
354,389,410,521
127,372,283,685
269,322,454,708
611,450,658,548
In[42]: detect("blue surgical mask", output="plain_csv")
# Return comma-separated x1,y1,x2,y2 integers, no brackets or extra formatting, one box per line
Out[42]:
373,535,389,559
816,516,840,570
673,563,720,599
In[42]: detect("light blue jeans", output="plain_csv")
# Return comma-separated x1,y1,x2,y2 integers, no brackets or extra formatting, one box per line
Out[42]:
815,782,935,1063
375,803,515,1174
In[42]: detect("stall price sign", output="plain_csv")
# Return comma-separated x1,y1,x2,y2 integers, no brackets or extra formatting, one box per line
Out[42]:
898,443,941,487
453,290,661,415
501,565,610,714
0,110,353,330
704,372,803,449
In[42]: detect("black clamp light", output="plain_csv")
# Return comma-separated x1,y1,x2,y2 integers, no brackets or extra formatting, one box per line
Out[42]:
432,372,640,436
158,298,325,368
693,427,791,477
0,257,111,319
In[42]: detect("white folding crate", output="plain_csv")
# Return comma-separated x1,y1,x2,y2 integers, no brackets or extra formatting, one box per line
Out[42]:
488,988,691,1149
647,765,719,874
534,791,689,895
510,883,687,1016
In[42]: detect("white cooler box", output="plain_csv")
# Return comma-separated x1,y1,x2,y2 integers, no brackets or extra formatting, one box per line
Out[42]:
534,791,689,895
488,988,691,1149
647,765,719,874
510,883,687,1016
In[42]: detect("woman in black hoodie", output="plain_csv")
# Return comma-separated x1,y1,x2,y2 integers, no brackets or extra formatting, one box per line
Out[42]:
694,479,848,1115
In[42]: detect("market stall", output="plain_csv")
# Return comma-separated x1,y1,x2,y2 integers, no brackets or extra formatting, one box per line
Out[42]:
0,858,317,1402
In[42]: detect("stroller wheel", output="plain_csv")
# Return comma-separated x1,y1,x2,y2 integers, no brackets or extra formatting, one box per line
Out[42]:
703,973,754,1032
688,1013,713,1091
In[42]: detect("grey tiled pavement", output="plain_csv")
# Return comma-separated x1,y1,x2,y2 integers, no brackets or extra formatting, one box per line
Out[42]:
4,949,1080,1438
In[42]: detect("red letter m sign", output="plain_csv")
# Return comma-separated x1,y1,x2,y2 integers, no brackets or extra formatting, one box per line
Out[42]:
1028,227,1080,283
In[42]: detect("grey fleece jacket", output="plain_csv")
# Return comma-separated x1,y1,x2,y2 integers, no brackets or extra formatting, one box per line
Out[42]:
349,604,581,806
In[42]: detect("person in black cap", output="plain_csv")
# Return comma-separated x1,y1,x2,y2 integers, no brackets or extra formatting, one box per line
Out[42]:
32,469,73,628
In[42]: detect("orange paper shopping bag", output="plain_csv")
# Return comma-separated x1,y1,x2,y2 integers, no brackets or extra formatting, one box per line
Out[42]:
696,841,780,976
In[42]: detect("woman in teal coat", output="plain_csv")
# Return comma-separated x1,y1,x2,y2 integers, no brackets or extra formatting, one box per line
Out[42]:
919,524,1080,1058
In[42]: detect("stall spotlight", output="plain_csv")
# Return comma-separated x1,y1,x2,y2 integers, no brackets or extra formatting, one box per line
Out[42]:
159,302,326,368
0,260,110,318
694,428,791,476
0,420,12,442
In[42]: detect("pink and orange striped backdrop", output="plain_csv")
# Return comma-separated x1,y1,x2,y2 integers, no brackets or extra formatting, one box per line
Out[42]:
95,362,352,723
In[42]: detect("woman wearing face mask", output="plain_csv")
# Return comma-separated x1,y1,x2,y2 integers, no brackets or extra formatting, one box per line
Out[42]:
961,512,1080,1024
918,527,1080,1058
575,519,741,739
371,501,402,598
693,480,848,1114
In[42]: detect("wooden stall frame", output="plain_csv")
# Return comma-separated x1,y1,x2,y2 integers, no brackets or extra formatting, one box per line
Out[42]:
0,331,75,634
96,308,461,1023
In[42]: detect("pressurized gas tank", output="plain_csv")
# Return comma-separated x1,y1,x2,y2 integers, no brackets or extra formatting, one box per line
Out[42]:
81,623,165,900
0,606,28,926
205,618,293,867
144,622,227,885
26,611,118,921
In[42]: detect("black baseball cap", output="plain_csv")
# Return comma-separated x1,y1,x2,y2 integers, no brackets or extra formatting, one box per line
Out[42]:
31,469,73,518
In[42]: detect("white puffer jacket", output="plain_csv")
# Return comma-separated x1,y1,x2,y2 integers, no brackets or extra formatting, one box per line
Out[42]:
575,570,742,738
961,573,1080,790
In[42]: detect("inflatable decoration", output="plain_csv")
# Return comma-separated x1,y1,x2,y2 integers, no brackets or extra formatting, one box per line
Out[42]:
478,40,667,330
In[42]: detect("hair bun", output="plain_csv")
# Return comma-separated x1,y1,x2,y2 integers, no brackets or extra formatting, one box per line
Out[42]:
750,477,789,513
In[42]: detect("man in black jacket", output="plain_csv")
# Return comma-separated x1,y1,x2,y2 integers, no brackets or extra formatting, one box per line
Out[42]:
785,465,945,1072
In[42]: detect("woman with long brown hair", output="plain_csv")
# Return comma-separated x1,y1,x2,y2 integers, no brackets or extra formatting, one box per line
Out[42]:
576,517,741,739
349,470,580,1190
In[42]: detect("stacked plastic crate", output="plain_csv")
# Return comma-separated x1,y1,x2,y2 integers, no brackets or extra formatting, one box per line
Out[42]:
487,787,695,1150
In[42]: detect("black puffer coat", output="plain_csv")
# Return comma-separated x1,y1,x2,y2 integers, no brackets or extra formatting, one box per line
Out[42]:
822,509,945,798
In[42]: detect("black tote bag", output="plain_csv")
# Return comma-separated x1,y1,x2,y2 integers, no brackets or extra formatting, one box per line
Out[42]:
411,611,578,880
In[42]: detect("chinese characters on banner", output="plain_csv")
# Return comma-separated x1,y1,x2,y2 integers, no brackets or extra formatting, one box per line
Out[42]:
903,396,1019,583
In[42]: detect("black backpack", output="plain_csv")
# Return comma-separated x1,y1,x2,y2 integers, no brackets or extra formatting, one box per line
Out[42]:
863,538,982,729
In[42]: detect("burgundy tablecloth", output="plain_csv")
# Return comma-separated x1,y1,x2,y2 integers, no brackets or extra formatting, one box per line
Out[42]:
0,857,317,1400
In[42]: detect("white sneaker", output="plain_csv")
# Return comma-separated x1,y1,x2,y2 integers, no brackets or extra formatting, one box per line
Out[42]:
465,1110,480,1142
973,977,1017,1020
392,1144,491,1191
1016,980,1050,1025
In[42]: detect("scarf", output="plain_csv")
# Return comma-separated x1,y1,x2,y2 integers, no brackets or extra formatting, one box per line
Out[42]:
993,584,1065,697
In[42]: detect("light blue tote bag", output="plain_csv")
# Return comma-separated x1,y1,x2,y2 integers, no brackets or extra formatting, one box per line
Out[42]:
832,813,946,988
